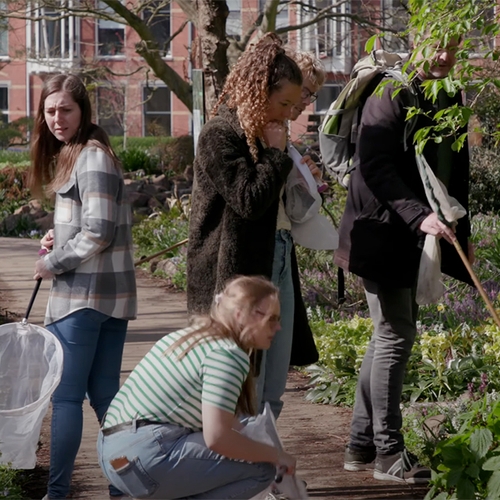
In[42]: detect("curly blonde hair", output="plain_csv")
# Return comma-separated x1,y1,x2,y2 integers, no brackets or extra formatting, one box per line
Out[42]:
214,33,302,161
285,47,326,88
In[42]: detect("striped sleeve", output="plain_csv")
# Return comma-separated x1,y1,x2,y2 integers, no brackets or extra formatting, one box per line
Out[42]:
201,344,250,413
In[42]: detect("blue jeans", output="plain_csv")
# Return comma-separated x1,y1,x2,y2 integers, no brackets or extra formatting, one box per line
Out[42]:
97,421,275,499
256,230,295,419
349,280,418,455
46,308,128,499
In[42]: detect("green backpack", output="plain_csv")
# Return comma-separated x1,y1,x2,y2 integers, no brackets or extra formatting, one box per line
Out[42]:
319,50,419,188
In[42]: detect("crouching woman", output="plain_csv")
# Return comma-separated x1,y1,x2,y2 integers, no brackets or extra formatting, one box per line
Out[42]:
97,275,296,499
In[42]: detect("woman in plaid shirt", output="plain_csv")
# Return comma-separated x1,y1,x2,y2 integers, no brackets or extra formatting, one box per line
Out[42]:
29,74,137,500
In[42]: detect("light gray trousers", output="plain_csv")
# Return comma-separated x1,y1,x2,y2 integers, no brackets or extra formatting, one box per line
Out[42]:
349,279,418,455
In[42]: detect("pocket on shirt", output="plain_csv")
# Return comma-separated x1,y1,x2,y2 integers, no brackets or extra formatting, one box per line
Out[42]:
55,178,76,223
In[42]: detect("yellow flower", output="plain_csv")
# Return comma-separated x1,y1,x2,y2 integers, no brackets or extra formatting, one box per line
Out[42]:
437,303,445,312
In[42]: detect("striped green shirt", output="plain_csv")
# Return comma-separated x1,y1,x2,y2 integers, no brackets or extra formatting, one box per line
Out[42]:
104,328,250,431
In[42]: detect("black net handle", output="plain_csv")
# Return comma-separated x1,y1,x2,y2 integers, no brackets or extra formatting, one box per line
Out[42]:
22,278,42,324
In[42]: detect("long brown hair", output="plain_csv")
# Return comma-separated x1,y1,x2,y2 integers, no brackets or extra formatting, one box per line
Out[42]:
29,74,119,197
213,33,302,161
166,275,279,416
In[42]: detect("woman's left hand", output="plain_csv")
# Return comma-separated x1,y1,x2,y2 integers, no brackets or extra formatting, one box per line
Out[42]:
34,258,55,280
301,155,322,180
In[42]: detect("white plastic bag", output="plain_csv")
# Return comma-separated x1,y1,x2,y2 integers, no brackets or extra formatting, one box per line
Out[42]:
286,145,338,251
243,403,309,500
416,235,443,305
415,153,467,305
0,322,63,469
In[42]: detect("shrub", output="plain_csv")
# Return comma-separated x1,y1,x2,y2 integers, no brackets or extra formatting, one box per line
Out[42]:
0,460,24,498
132,207,189,290
424,395,500,500
469,146,500,216
109,136,174,152
118,148,159,175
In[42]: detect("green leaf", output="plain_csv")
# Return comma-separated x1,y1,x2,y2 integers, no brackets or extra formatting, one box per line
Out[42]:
465,462,480,479
456,475,475,500
365,35,377,53
470,428,493,459
447,467,462,487
487,471,500,499
483,455,500,471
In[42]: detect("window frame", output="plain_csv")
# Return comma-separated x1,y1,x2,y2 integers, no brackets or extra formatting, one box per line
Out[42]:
0,1,9,59
30,1,76,60
96,0,126,58
0,84,8,124
142,84,172,136
315,82,344,114
96,85,125,137
142,0,172,58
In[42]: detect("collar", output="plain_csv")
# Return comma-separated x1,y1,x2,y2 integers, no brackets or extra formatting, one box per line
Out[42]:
215,104,246,138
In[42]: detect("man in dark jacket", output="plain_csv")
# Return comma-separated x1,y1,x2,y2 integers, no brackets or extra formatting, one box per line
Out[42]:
334,38,473,483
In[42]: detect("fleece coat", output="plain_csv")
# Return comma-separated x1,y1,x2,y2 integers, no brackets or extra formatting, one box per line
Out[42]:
187,105,319,367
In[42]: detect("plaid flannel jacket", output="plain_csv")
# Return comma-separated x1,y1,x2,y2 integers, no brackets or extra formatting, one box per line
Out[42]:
44,145,137,325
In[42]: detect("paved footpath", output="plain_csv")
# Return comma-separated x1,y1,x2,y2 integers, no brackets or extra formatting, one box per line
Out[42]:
0,237,427,500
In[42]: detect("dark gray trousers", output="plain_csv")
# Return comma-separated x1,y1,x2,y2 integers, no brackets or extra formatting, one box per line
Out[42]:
349,279,418,455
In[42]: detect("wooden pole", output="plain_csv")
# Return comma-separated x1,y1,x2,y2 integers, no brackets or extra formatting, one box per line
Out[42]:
134,238,189,267
453,239,500,329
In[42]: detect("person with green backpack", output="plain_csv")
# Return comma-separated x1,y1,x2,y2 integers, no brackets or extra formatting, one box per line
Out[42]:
334,37,474,483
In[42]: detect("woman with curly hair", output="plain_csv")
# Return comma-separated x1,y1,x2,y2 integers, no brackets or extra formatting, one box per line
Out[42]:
187,33,302,321
256,49,330,419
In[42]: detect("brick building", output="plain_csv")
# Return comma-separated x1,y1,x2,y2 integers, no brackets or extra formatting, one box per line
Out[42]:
0,0,405,142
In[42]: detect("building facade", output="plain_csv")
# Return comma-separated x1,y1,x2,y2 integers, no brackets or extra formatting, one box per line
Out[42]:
0,0,403,142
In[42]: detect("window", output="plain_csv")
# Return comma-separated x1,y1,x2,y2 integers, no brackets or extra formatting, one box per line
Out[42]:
469,2,495,54
143,0,171,57
0,1,8,57
226,0,241,40
315,82,343,114
315,0,346,58
143,86,171,136
97,86,124,136
0,86,8,123
258,0,288,42
31,3,75,59
380,0,408,52
97,1,124,56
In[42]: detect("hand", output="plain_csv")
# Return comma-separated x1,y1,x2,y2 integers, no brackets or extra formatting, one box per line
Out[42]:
34,258,55,280
262,121,287,151
468,241,475,265
419,213,456,245
276,449,296,476
301,155,322,180
41,229,54,252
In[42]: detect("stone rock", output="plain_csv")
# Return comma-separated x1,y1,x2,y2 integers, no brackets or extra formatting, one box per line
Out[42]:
127,191,150,208
14,205,30,215
156,258,180,278
35,212,54,233
423,414,447,441
28,199,44,213
151,174,173,190
124,179,143,192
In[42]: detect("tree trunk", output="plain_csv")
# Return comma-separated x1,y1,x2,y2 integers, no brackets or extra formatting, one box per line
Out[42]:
195,0,230,119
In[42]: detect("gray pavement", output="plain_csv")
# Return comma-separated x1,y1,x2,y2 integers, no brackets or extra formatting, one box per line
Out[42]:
0,237,428,500
0,237,188,498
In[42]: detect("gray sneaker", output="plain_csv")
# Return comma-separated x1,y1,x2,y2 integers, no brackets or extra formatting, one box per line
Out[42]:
374,449,431,484
344,445,376,471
